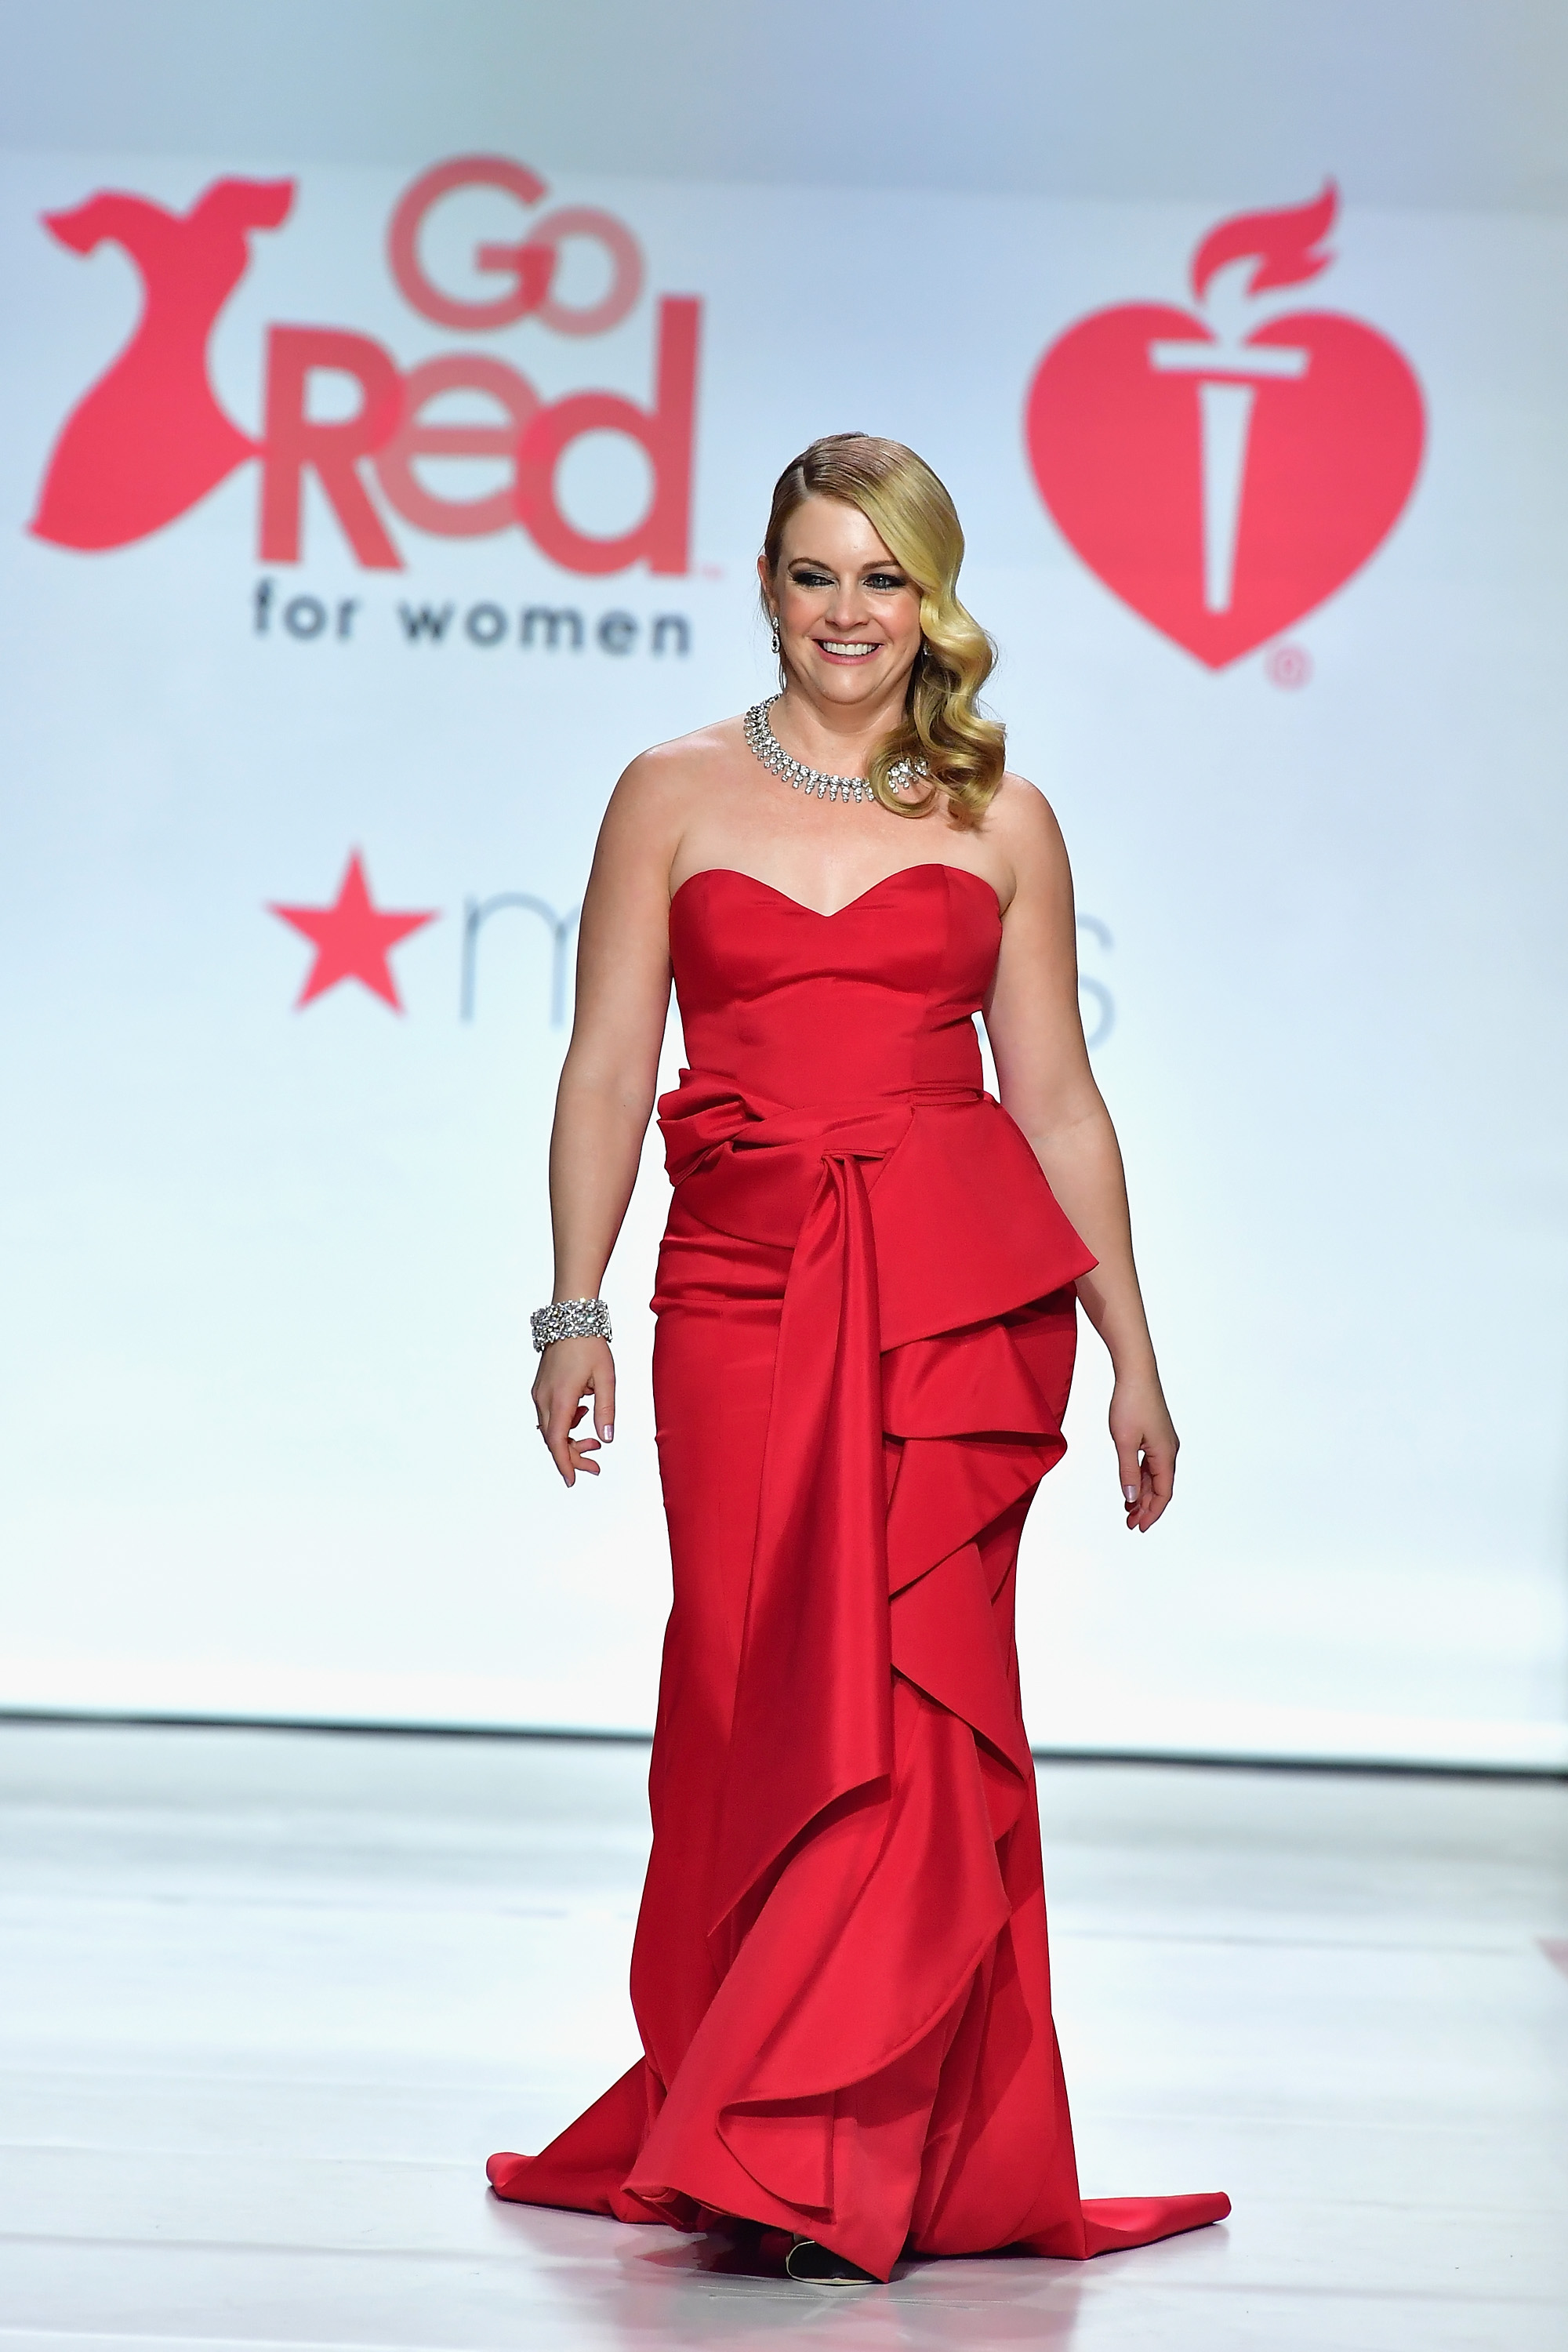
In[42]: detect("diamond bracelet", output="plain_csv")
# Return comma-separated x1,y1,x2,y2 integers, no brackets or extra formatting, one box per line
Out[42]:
530,1298,612,1352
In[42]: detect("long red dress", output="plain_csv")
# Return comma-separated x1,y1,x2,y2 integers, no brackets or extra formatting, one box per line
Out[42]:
488,863,1229,2279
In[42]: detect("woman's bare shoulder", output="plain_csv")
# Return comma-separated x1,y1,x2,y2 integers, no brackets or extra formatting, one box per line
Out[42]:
597,717,750,869
615,715,748,804
978,770,1070,885
986,768,1064,838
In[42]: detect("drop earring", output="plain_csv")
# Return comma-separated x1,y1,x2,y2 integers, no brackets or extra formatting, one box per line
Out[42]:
769,615,781,657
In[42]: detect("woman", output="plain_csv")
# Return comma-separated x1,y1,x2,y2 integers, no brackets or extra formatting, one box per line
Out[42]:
488,435,1229,2285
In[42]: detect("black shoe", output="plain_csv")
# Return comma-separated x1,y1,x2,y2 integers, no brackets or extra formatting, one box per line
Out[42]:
785,2234,880,2285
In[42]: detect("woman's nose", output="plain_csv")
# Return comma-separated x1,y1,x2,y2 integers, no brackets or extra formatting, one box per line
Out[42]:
826,584,869,628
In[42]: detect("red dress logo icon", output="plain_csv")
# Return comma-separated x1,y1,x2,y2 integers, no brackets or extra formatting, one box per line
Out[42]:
30,179,295,551
1025,184,1425,667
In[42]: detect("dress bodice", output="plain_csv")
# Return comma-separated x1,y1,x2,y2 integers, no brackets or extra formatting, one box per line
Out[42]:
668,864,998,1106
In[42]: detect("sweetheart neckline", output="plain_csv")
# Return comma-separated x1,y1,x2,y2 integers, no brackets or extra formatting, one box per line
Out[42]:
670,864,1003,923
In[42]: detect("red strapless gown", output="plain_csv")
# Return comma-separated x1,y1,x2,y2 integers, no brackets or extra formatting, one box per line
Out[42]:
488,865,1229,2278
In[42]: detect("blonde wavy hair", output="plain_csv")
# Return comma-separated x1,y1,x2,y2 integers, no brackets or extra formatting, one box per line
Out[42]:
761,434,1006,826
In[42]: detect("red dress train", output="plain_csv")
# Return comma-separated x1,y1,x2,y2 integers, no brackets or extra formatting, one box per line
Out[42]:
488,864,1229,2279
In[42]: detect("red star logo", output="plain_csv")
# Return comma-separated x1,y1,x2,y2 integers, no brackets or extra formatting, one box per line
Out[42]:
269,851,437,1011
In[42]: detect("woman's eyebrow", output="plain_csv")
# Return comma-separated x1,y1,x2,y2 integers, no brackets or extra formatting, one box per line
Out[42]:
785,553,904,574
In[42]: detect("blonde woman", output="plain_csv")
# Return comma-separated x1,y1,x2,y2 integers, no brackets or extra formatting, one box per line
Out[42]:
488,436,1229,2283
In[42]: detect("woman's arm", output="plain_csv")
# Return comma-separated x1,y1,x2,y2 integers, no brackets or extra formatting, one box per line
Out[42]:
533,753,684,1486
982,779,1178,1531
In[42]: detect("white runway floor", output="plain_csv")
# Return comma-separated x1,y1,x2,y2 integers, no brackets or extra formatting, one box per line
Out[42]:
0,1722,1565,2352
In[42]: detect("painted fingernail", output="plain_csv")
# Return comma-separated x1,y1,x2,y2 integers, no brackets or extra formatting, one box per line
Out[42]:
603,1425,613,1443
1123,1484,1138,1504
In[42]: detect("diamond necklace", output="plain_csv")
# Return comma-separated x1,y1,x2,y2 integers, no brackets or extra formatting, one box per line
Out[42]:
744,696,927,805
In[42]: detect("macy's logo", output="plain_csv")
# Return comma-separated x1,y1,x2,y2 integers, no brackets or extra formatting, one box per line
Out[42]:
268,848,1116,1048
29,156,700,575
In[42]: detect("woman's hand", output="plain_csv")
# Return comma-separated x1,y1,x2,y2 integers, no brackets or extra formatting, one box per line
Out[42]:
1109,1368,1178,1533
533,1336,616,1486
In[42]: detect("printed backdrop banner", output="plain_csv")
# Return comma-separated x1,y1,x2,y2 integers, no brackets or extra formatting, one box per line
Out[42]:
2,147,1565,1766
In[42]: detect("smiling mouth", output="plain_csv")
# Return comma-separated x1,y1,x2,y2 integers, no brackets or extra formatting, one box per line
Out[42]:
817,639,879,659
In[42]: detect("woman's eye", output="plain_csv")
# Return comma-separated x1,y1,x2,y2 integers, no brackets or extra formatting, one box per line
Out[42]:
866,573,906,590
790,569,833,588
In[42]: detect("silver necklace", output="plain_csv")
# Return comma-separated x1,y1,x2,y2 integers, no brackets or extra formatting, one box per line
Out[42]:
744,696,926,805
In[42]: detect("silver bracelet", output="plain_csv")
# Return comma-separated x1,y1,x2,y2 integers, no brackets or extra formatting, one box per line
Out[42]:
530,1298,612,1352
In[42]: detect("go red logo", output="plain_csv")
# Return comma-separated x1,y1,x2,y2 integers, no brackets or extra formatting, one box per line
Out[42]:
30,156,700,575
1025,184,1424,667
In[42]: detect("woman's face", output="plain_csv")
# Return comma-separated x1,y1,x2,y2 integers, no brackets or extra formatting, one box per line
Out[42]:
760,495,924,711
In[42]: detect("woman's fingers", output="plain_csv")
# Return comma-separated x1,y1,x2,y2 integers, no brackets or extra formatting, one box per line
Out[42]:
1110,1391,1178,1532
593,1356,616,1446
1114,1432,1144,1526
1127,1435,1177,1531
532,1340,616,1487
1134,1443,1174,1530
544,1395,579,1485
564,1399,601,1476
531,1374,577,1484
547,1401,597,1482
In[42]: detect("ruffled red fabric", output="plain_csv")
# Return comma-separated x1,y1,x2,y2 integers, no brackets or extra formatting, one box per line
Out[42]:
489,867,1228,2278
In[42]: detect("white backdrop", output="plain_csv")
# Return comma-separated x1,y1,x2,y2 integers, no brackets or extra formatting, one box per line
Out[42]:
2,14,1566,1767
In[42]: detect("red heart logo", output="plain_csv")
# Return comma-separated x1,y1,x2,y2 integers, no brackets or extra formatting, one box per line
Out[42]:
1024,193,1425,668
